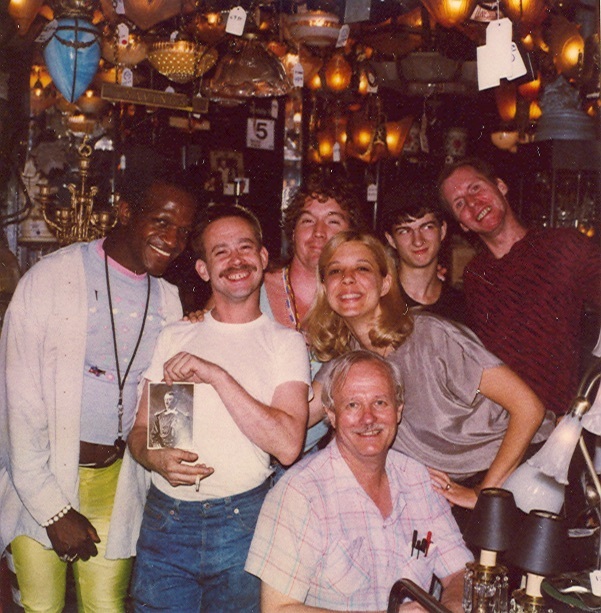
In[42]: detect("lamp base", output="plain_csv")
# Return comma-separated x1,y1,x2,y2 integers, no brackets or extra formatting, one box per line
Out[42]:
464,562,509,612
510,589,553,612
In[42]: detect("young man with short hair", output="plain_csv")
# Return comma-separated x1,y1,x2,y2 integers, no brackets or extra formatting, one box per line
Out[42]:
383,186,467,324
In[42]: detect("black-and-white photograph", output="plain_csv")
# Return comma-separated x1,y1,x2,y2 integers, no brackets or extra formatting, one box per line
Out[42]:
147,382,194,450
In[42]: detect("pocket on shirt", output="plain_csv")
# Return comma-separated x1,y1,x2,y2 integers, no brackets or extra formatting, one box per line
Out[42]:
322,537,370,596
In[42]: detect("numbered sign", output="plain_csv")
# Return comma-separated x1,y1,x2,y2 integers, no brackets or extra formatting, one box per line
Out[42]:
246,118,275,151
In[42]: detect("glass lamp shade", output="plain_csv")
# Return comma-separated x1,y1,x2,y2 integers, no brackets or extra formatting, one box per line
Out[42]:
8,0,44,35
491,130,519,151
495,81,517,122
503,461,565,514
285,11,341,49
43,16,101,103
101,31,147,67
148,41,217,84
98,0,195,31
464,488,519,553
385,116,414,158
506,510,568,576
501,0,547,27
527,412,583,484
420,0,477,28
185,11,227,45
517,73,541,101
208,38,291,100
548,16,584,77
324,52,352,93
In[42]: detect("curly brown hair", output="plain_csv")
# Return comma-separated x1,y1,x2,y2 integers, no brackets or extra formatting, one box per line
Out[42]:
282,175,367,260
304,231,413,362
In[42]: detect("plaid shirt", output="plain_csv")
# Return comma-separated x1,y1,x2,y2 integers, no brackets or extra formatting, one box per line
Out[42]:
246,441,472,611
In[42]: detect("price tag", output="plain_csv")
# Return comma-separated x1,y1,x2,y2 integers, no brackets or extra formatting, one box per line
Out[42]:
419,112,429,153
486,19,512,78
120,68,133,87
226,7,247,36
169,30,179,42
271,99,278,119
367,70,378,93
35,20,57,44
246,118,275,150
116,23,129,46
115,0,125,14
367,183,378,202
336,24,350,48
333,143,341,162
507,41,527,80
292,63,304,87
477,44,500,90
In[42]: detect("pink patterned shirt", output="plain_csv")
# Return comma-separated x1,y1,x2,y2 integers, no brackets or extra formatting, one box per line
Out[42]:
246,441,472,611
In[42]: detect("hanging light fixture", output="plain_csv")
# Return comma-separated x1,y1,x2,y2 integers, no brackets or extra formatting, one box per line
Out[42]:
98,0,195,31
324,52,352,93
385,116,414,158
284,10,341,49
8,0,44,35
517,72,541,101
148,39,217,84
208,36,291,100
43,14,101,103
76,87,106,115
501,0,547,27
185,10,227,45
495,81,517,123
548,15,584,77
420,0,477,28
101,28,147,67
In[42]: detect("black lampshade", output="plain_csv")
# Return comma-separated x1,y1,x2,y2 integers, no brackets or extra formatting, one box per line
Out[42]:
506,510,568,576
464,488,519,552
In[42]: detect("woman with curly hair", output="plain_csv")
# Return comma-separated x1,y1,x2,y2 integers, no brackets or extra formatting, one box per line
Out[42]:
305,230,554,516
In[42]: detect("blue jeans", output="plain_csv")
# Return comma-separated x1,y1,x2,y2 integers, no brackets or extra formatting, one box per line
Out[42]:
132,481,269,612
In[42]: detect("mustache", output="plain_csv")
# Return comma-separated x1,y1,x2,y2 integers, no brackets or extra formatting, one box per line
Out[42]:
219,264,258,278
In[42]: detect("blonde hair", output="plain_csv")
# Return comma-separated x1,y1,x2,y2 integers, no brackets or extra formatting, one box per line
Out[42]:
304,231,413,362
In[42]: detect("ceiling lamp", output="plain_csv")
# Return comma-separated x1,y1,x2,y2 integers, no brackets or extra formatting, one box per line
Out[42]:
148,40,217,84
77,87,106,115
491,130,519,151
30,64,52,89
186,10,227,45
43,15,101,102
8,0,44,35
98,0,195,31
501,0,547,27
101,29,147,67
420,0,477,28
316,113,347,163
385,116,414,158
548,16,584,77
285,11,341,49
495,81,517,122
528,100,542,121
208,37,291,100
324,52,352,93
517,72,541,101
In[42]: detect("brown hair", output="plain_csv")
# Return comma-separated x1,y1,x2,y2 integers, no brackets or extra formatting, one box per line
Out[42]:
305,230,413,362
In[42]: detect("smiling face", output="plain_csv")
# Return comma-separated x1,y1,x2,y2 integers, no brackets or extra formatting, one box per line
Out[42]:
196,216,268,304
114,182,197,276
385,213,447,270
440,166,509,237
322,241,391,325
328,360,402,465
293,197,351,271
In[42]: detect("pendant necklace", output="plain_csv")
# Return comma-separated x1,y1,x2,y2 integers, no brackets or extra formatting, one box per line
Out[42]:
105,251,151,454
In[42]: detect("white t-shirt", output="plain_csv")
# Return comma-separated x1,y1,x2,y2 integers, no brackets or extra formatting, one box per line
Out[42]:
144,311,310,501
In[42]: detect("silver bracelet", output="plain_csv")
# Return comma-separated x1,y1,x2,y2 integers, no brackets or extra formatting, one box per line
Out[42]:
42,503,72,527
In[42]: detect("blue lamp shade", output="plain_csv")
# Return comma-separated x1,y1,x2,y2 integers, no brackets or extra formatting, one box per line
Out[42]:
43,17,100,103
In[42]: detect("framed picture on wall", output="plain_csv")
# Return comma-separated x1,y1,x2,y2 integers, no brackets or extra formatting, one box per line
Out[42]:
210,150,244,192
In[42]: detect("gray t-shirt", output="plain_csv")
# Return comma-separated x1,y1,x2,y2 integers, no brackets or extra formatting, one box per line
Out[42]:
318,312,554,480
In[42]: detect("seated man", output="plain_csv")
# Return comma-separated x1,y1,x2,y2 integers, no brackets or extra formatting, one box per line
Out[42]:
383,184,466,324
246,350,471,612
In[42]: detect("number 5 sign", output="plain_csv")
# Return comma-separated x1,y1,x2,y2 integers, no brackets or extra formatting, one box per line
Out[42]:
246,118,275,150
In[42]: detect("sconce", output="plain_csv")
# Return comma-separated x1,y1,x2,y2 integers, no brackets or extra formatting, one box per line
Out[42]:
463,488,517,612
39,139,117,246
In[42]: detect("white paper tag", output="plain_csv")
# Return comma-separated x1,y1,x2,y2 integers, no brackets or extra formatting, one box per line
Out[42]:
486,19,512,78
120,68,133,87
367,183,378,202
271,99,278,119
165,86,175,93
419,112,429,153
336,24,350,48
590,570,601,596
507,42,527,80
226,7,247,36
366,71,378,93
333,143,341,162
116,22,129,46
247,118,275,150
35,20,57,44
477,44,501,90
115,0,125,14
292,63,304,88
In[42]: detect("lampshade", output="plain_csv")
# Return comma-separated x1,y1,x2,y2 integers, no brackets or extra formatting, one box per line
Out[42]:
491,130,519,151
101,30,147,67
284,11,341,49
385,116,413,158
420,0,477,28
506,510,567,576
464,488,519,552
148,40,217,84
503,461,565,514
501,0,547,27
8,0,44,35
185,10,227,45
208,38,291,100
517,73,541,101
324,52,352,93
99,0,195,31
527,412,583,484
495,81,517,123
548,16,584,77
43,16,101,103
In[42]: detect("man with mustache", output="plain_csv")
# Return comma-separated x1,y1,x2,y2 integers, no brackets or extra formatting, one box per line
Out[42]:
246,351,470,612
126,204,310,612
0,156,197,612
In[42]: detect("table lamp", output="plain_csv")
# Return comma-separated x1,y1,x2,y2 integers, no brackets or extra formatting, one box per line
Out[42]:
506,510,567,612
463,488,519,612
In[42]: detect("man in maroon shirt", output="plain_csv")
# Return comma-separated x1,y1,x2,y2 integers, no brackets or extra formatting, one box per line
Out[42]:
438,158,600,417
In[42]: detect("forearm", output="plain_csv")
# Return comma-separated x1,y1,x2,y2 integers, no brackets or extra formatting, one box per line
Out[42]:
440,571,465,613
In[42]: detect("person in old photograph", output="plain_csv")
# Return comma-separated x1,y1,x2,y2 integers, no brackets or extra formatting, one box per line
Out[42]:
149,386,193,449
